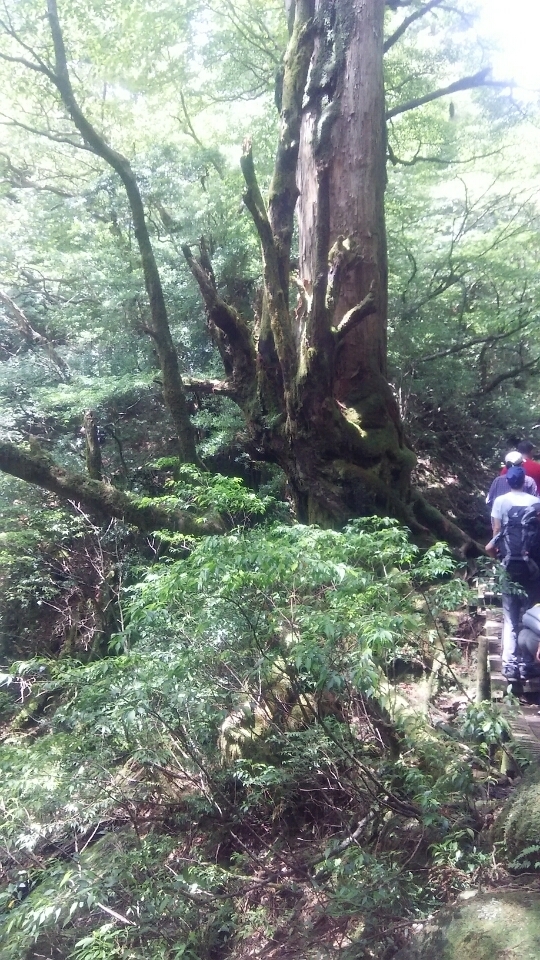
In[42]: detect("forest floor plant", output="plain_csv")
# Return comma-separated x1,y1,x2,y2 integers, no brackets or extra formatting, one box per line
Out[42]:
0,502,527,960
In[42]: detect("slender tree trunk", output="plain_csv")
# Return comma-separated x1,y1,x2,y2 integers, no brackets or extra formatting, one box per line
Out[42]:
476,635,491,703
45,0,200,465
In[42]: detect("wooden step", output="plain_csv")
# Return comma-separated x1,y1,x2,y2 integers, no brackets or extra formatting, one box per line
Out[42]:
477,605,540,756
490,673,540,694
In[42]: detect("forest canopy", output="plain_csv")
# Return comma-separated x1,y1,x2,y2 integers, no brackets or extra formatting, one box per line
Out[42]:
0,0,538,537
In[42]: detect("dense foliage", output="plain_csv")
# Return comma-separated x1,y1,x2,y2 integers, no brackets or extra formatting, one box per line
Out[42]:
0,1,539,512
1,2,539,957
2,513,500,960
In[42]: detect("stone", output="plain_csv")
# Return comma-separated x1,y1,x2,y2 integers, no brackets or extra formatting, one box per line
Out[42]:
393,891,540,960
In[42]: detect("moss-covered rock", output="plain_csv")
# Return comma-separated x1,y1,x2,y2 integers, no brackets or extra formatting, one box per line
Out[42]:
494,765,540,868
394,891,540,960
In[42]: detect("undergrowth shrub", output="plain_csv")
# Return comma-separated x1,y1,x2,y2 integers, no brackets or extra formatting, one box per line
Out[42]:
0,518,479,959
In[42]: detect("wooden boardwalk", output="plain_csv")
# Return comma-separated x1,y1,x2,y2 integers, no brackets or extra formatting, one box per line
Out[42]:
482,606,540,763
509,707,540,762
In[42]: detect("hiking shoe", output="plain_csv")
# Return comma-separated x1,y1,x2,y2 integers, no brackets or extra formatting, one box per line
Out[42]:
502,663,521,682
519,662,540,682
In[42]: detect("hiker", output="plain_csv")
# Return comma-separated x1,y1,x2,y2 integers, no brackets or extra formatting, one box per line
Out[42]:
501,440,540,487
486,449,537,518
517,604,540,680
486,465,540,682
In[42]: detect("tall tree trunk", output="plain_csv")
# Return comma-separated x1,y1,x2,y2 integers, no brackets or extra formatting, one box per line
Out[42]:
184,0,423,530
182,0,492,552
249,0,413,524
291,0,414,522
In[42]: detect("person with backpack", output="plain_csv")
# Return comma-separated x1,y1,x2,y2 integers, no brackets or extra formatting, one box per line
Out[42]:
486,449,537,516
500,440,540,487
517,604,540,681
486,465,540,682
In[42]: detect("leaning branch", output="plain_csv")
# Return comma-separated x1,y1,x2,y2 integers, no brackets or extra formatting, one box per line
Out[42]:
386,68,499,119
177,91,223,179
240,141,275,259
0,151,74,196
240,140,297,409
183,377,236,398
267,0,315,304
468,355,540,397
386,141,500,168
181,243,256,401
0,440,223,535
411,492,482,556
413,317,537,366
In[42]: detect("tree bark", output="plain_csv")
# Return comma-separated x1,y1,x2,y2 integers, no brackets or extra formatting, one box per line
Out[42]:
291,0,415,522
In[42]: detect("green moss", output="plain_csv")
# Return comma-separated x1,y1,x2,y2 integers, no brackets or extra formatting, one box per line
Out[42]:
494,765,540,868
394,892,540,960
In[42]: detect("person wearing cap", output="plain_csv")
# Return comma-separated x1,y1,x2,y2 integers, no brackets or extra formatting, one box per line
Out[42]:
487,466,540,682
486,450,537,520
501,440,540,487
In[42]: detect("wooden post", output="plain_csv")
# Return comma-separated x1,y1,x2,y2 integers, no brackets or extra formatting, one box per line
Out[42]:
476,636,491,703
500,746,519,778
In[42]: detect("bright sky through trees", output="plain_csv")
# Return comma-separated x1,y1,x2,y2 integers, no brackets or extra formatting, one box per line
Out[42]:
478,0,540,93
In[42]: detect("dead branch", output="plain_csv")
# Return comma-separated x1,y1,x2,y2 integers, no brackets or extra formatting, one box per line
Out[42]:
334,285,377,341
0,288,71,380
384,0,445,54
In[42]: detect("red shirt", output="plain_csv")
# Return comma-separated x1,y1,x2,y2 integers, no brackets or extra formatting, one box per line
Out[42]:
501,458,540,486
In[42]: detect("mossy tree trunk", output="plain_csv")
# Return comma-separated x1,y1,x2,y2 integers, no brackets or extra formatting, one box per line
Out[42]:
0,439,224,536
185,0,431,535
